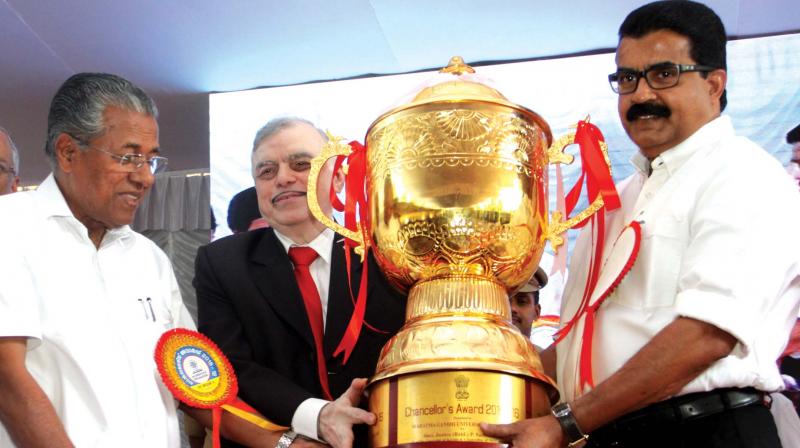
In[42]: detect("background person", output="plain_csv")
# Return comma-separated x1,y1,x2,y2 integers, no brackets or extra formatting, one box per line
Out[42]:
0,127,20,194
510,267,547,340
227,186,269,233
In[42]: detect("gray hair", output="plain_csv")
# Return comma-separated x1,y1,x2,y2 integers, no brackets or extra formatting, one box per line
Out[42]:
252,117,327,153
0,127,19,174
45,73,158,167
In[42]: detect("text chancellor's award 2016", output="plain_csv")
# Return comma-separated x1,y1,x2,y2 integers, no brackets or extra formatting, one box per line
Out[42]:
308,56,615,447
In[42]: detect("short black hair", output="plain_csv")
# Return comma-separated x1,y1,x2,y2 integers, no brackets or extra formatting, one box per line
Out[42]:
619,0,727,111
788,123,800,144
227,187,261,233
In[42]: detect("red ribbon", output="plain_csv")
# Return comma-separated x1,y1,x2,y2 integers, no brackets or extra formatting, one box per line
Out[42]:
564,120,620,222
578,222,641,389
554,120,620,390
212,406,222,448
328,141,382,364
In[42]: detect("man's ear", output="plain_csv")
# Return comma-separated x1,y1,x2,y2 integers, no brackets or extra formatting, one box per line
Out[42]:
54,133,77,173
707,69,727,108
10,176,19,192
332,164,345,193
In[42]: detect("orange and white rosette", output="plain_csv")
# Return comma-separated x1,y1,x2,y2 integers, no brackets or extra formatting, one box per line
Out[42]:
155,328,287,448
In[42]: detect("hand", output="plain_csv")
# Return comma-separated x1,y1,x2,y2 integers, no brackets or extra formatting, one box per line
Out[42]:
317,378,375,448
480,415,565,448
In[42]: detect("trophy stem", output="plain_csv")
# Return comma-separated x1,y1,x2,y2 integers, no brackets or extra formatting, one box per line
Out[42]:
405,276,509,322
372,276,556,388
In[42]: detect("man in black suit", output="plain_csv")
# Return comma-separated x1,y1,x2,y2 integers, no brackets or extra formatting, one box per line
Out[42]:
195,117,406,448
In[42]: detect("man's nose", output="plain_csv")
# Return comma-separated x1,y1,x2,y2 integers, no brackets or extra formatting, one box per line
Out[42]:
275,164,296,186
630,77,658,103
130,164,155,189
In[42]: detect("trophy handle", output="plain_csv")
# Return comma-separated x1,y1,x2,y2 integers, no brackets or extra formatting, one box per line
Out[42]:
543,131,608,252
307,133,364,245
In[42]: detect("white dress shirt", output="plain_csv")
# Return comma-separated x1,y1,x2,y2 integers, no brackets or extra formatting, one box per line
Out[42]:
273,227,335,441
0,174,195,447
557,116,800,402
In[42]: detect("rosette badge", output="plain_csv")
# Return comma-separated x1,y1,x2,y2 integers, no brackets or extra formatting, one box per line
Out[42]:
155,328,287,448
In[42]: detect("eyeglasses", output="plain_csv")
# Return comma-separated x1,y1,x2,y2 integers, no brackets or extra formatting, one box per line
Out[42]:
0,164,14,176
79,142,168,175
608,63,717,95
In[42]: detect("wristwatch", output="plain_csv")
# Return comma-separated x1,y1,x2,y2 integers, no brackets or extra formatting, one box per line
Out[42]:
275,430,298,448
551,402,589,447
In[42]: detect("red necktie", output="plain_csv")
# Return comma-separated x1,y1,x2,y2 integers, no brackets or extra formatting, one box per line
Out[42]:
288,247,332,400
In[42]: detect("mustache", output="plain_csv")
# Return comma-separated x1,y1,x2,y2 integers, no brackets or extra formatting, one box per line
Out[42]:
626,102,671,121
271,190,306,203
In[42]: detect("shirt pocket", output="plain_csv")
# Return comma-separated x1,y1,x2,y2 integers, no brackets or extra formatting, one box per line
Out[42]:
608,213,686,310
125,295,175,354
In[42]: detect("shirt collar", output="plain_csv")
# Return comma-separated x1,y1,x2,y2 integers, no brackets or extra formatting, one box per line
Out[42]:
35,173,135,244
630,115,733,177
274,227,335,265
35,174,74,218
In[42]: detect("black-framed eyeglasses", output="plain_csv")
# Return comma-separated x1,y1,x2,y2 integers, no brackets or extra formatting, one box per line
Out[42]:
73,138,168,175
608,63,717,95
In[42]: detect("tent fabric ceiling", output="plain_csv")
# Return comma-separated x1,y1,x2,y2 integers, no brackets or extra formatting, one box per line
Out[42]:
1,0,798,183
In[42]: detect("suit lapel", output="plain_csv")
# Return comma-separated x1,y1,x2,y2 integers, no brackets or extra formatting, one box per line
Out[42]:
250,229,315,349
323,236,363,360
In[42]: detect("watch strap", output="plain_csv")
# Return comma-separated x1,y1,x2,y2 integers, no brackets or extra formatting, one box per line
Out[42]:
275,430,298,448
551,402,589,446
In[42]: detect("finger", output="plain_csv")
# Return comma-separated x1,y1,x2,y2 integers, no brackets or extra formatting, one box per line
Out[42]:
340,378,368,405
480,422,517,440
344,406,376,425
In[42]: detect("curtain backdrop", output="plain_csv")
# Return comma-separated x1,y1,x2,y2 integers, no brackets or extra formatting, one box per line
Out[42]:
133,169,211,321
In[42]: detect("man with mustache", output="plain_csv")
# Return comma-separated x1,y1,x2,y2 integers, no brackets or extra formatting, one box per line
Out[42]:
0,73,195,447
482,2,800,447
195,117,406,448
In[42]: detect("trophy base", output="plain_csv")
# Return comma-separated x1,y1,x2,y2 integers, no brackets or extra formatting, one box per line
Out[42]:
368,370,551,447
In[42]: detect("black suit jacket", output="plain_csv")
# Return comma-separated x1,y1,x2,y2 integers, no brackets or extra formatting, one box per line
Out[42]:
194,228,406,439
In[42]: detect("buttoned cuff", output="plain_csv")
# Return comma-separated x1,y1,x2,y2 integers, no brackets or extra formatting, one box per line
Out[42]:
291,397,329,441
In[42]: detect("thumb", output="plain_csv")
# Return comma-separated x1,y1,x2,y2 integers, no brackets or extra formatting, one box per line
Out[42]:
340,378,368,405
480,421,517,440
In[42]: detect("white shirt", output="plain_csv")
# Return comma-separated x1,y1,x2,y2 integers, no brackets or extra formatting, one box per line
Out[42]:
557,116,800,402
273,227,334,441
0,175,195,448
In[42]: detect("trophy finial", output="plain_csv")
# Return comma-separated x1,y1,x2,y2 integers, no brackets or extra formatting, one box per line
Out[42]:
439,56,475,76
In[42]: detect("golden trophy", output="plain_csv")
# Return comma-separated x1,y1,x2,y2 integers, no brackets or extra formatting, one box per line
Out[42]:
308,56,609,447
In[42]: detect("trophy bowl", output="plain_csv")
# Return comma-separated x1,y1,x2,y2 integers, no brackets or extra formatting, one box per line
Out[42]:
308,57,607,447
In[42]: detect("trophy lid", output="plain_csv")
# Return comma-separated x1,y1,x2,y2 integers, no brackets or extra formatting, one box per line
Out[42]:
409,56,515,108
367,56,552,145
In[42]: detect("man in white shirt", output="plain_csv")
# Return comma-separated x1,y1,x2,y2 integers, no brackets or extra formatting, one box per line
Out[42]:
195,117,406,448
0,73,193,447
0,127,20,195
482,2,800,447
